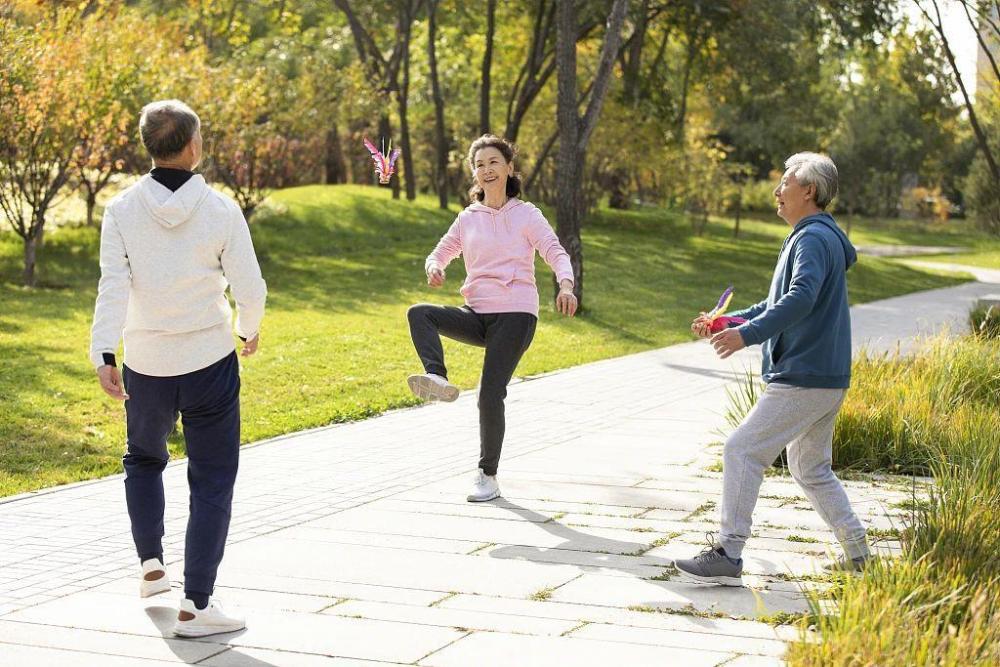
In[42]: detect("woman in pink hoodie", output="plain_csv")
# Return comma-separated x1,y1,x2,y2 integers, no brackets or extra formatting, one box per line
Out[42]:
407,135,577,502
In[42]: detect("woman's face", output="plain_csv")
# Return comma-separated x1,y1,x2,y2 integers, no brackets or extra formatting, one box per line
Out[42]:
473,146,513,195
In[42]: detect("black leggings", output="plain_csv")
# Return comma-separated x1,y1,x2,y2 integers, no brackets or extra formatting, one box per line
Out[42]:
407,304,537,475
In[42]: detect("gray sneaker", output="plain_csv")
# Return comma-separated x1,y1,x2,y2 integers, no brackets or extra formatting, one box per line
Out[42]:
824,553,870,573
674,534,744,587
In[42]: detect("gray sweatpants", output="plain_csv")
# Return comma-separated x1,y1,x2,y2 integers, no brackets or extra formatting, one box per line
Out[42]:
719,383,869,560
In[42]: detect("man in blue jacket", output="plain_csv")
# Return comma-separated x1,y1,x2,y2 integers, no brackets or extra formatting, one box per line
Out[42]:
675,152,870,586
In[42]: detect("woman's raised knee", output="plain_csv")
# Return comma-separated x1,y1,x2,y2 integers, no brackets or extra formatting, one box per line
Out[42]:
407,303,431,324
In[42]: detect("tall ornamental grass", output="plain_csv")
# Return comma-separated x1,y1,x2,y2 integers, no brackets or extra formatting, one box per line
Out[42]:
833,336,999,474
970,305,1000,339
769,334,1000,665
789,399,1000,665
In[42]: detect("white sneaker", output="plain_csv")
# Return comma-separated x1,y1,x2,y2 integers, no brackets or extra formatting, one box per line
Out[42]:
407,373,459,402
467,469,500,502
173,598,246,638
139,558,171,598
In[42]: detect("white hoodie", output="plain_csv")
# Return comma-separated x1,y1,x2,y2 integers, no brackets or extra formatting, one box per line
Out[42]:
89,174,267,377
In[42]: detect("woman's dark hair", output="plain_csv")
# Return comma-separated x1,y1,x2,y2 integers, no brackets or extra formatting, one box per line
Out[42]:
466,134,522,203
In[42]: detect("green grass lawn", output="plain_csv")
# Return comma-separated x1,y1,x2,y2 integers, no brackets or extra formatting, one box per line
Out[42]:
736,213,1000,270
835,215,997,250
0,185,974,496
920,249,1000,268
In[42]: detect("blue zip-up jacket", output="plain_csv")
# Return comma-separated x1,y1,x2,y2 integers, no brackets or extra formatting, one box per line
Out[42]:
731,212,857,388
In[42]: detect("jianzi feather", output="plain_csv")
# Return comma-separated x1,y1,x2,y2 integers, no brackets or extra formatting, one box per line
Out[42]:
707,285,747,333
363,137,401,185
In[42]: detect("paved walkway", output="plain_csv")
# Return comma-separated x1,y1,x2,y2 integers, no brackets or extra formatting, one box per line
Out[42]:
0,274,992,666
853,261,999,354
855,244,968,257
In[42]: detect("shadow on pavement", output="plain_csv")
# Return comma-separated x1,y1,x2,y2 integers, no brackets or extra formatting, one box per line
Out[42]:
145,606,277,666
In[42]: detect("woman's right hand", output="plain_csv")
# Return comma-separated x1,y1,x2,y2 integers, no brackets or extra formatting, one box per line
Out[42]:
691,312,712,338
427,267,445,288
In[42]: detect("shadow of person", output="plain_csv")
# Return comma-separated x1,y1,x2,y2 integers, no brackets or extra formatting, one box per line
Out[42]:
486,501,673,574
660,361,746,381
486,502,797,618
145,606,278,666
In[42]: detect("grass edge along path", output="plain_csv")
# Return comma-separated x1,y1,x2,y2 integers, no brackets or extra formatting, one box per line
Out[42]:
0,184,975,497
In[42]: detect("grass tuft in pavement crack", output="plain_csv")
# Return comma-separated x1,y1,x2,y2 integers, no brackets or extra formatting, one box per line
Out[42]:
528,587,555,602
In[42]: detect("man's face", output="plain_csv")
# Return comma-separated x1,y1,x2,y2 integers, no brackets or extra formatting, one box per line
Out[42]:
773,170,813,224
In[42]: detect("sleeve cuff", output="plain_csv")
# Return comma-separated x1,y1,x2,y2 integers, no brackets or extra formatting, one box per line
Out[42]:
737,325,759,347
92,351,117,368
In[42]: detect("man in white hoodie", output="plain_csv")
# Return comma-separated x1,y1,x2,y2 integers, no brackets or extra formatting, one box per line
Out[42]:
90,100,266,638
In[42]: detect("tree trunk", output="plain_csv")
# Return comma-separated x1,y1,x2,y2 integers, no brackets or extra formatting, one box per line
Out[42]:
427,0,449,209
23,233,38,287
480,0,496,135
733,189,742,238
623,0,648,105
398,17,416,201
553,0,628,306
85,189,98,228
504,0,557,143
676,22,698,145
555,0,584,305
607,169,629,209
324,125,347,184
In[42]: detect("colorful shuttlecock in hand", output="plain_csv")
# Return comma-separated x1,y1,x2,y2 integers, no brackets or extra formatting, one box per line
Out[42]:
706,285,747,333
363,137,401,185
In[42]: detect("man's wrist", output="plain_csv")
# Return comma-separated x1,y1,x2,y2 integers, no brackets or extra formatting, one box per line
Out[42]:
101,352,117,368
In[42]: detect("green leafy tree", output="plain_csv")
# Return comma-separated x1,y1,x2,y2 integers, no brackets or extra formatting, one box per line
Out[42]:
830,26,962,219
194,63,322,217
71,7,185,227
0,10,85,286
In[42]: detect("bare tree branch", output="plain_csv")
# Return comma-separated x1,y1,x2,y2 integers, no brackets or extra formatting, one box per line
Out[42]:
961,0,1000,85
480,0,497,134
578,0,629,151
916,0,1000,183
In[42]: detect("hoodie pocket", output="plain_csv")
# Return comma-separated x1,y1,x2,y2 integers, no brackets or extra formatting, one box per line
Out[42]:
770,333,784,365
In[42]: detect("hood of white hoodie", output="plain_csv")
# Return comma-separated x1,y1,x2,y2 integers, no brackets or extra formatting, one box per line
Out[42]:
137,173,212,229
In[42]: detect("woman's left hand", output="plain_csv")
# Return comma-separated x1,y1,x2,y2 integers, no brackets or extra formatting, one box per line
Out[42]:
556,289,578,317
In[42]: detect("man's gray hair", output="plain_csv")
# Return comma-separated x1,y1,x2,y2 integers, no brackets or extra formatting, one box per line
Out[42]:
139,100,200,160
784,152,838,209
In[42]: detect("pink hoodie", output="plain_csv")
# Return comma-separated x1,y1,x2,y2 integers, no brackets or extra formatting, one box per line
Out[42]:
425,198,574,317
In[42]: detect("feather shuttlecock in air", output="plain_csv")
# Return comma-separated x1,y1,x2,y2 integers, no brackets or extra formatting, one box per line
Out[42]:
363,137,401,185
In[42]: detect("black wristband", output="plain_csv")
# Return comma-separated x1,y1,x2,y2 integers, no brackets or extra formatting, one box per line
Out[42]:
102,353,117,368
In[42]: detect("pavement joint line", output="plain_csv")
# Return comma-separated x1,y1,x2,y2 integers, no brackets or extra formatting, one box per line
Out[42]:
411,627,475,665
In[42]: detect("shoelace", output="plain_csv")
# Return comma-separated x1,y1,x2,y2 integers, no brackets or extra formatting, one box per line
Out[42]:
696,532,724,561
